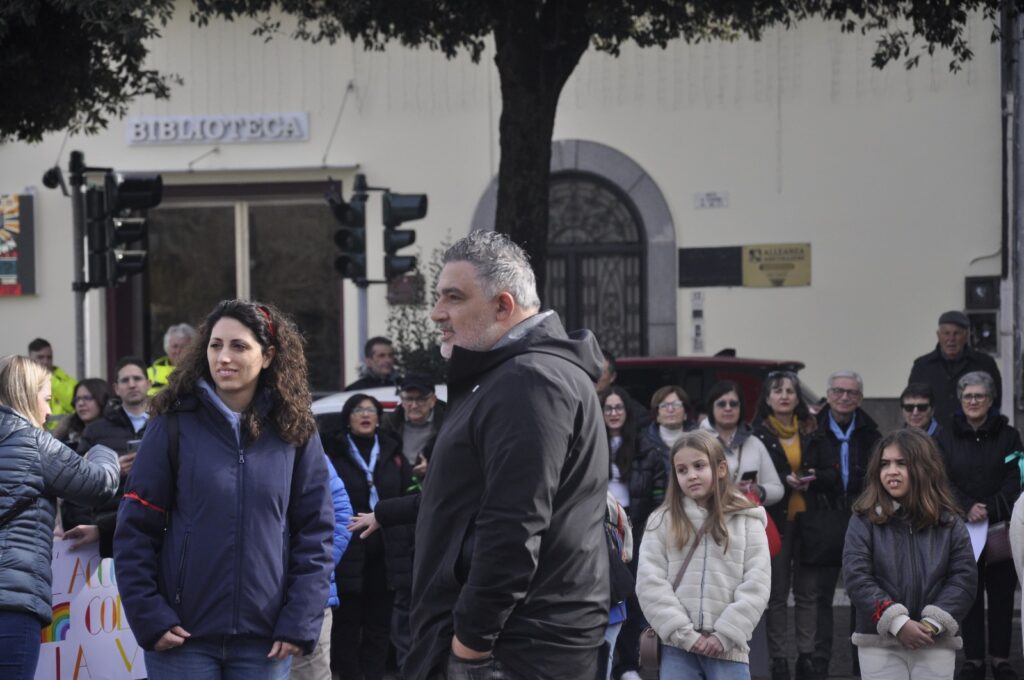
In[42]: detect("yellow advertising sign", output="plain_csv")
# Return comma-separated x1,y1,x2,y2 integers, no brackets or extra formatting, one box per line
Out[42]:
742,243,811,287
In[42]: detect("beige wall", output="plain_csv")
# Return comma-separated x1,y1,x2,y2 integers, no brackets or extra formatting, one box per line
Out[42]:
0,9,1008,398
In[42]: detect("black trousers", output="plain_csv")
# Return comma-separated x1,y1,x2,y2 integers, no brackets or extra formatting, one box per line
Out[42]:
332,559,394,680
963,549,1018,661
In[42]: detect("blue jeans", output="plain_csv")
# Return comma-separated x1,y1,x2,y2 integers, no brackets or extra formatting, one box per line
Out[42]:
144,636,292,680
0,610,42,679
603,622,623,680
661,645,750,680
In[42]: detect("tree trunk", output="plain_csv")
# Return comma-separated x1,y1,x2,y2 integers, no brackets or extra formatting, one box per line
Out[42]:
492,0,590,297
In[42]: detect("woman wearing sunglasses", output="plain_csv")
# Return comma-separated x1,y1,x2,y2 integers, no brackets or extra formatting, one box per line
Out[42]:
701,380,784,504
700,379,784,680
899,383,940,436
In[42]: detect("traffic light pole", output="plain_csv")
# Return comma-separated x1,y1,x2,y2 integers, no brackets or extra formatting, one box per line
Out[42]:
358,284,369,355
69,151,87,378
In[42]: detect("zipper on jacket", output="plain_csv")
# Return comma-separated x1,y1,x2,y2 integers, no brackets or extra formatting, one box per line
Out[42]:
907,523,920,617
174,531,191,605
233,445,245,632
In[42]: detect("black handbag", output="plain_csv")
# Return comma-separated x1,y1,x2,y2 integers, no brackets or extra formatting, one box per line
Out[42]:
606,523,635,603
796,495,849,567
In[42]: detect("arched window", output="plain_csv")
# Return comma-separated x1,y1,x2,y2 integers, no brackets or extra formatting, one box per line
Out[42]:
545,172,646,355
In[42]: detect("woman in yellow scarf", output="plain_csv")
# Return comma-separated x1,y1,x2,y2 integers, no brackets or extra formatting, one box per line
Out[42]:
751,371,821,680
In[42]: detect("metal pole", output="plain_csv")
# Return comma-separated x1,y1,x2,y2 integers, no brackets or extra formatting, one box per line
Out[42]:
358,284,369,358
69,151,87,378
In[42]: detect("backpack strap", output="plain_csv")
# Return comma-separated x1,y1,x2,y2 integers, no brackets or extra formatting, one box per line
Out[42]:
166,411,179,478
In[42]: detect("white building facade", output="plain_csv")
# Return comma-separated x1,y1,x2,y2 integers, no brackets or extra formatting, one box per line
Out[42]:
0,8,1011,410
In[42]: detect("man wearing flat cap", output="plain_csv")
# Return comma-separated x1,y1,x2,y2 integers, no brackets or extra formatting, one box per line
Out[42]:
908,310,1002,426
382,374,446,470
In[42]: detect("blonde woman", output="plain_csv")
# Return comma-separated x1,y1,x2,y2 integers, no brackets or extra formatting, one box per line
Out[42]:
0,355,119,679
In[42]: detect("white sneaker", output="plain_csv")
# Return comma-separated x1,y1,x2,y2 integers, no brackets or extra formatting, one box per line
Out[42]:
620,672,643,680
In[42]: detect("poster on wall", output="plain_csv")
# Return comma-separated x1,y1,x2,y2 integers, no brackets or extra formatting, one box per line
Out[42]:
0,194,36,296
35,538,147,679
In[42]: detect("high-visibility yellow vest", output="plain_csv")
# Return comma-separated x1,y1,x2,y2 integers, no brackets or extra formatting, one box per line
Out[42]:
147,356,175,396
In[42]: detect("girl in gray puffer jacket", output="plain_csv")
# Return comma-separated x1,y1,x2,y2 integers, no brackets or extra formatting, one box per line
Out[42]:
0,355,119,680
843,429,977,680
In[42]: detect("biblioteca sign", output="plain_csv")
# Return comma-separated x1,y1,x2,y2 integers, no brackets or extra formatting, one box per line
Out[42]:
126,112,309,145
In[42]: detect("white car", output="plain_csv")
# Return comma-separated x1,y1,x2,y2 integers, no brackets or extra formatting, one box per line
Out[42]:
312,384,448,434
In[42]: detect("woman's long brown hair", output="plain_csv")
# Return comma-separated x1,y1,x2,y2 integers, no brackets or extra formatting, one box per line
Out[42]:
151,300,317,446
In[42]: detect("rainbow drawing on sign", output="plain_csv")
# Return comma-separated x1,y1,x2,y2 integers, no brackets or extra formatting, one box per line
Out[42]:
40,601,70,643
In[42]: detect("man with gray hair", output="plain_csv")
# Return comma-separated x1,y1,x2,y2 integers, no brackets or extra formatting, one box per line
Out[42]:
802,370,881,679
147,323,197,395
908,310,1002,427
405,230,610,680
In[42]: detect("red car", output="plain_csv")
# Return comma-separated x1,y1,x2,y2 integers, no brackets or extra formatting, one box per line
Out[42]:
613,351,820,422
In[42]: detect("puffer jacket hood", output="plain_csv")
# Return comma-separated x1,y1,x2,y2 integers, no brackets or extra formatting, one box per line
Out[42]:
0,406,119,623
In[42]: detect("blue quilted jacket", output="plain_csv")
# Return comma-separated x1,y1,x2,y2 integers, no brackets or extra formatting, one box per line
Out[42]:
0,406,119,623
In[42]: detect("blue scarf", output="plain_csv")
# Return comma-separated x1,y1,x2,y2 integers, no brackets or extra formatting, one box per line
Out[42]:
829,412,857,491
927,419,938,436
347,434,381,510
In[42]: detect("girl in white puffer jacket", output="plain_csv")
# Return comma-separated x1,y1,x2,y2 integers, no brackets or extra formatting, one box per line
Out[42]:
638,430,771,680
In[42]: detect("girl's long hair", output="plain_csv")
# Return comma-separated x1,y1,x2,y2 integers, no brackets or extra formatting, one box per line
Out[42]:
853,429,961,529
653,430,753,551
599,386,638,481
0,355,50,428
151,300,317,446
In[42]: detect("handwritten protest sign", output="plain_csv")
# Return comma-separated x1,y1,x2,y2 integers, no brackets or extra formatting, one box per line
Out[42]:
35,538,146,679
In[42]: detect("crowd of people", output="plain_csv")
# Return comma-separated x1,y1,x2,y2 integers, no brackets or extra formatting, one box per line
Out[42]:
598,308,1021,680
0,235,1021,680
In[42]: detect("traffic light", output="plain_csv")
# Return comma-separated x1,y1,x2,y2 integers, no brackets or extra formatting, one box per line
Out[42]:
382,191,427,280
102,172,162,285
84,187,109,288
327,179,367,281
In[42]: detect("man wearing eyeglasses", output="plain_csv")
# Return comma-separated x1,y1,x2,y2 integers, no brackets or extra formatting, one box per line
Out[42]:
62,356,152,558
899,383,940,436
383,374,446,472
804,371,881,680
908,310,1002,427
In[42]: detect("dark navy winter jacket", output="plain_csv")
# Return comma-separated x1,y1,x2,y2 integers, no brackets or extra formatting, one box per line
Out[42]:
113,389,334,653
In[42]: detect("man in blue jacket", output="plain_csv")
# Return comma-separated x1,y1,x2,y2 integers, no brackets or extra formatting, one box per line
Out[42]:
405,231,610,680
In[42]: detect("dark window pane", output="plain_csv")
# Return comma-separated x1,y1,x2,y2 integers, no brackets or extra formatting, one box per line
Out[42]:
249,204,341,393
147,206,236,358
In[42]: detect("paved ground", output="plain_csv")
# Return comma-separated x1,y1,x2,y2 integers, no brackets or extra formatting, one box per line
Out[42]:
775,606,1024,680
381,604,1024,679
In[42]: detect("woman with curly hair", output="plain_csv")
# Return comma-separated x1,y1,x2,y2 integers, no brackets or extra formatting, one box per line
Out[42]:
114,300,335,679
